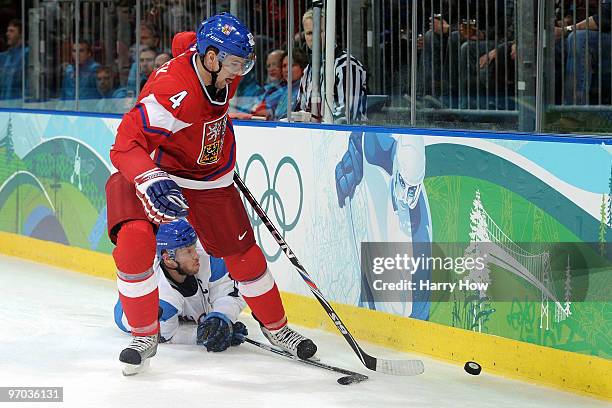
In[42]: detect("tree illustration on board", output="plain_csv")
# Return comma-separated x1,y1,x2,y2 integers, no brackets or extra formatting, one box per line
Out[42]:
454,190,495,333
599,194,607,257
0,115,15,162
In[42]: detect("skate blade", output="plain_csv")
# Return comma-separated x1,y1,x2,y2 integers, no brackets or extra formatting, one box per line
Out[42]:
122,358,151,376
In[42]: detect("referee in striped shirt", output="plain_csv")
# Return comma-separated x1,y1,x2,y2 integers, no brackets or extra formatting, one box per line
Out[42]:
296,8,368,122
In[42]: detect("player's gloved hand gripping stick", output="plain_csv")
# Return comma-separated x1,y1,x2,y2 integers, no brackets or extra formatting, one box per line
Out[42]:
234,173,424,376
135,168,189,224
197,312,248,352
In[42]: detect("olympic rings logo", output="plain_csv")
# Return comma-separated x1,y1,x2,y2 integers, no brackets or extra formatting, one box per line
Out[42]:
238,154,303,261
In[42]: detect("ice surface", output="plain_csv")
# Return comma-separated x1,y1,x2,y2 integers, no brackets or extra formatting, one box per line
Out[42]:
0,255,607,408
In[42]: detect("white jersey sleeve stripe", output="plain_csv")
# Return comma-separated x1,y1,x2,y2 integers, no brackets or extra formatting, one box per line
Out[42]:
141,94,192,134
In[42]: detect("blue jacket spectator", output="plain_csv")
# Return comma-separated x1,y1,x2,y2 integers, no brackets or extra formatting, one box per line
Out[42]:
0,19,27,100
126,61,147,90
61,41,101,100
255,49,307,120
95,66,127,99
264,49,284,92
126,21,160,90
266,78,300,120
127,47,159,90
276,50,307,119
87,66,129,113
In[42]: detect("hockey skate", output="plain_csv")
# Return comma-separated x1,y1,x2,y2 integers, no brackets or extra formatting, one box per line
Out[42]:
260,324,317,360
119,334,158,376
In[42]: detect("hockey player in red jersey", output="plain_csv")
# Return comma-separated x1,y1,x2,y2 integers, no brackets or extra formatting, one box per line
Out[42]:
106,12,317,375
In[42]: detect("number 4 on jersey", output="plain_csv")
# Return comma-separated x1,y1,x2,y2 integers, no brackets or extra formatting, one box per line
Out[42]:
169,91,188,109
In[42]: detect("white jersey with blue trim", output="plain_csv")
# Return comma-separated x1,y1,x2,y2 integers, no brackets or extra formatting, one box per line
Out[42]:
114,240,246,344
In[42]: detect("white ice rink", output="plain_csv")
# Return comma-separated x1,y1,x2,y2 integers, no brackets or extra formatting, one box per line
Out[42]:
0,255,608,408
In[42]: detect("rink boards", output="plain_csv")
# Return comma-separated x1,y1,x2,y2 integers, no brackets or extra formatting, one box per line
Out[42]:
0,108,609,399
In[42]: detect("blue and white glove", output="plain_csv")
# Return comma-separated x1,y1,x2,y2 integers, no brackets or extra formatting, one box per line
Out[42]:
197,312,248,352
335,132,364,208
134,168,189,224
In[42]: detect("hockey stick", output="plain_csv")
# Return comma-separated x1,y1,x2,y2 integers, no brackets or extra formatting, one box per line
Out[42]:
234,173,424,376
245,337,368,385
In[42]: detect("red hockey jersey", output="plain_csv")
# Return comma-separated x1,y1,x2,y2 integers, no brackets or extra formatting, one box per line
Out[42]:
110,46,240,188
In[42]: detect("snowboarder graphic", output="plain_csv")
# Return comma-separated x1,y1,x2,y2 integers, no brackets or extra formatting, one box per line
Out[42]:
71,144,82,191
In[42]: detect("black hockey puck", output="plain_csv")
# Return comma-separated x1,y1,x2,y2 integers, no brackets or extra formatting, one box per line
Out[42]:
337,374,369,385
464,361,482,375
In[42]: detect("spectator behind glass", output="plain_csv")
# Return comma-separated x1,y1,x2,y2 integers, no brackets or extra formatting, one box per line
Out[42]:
139,47,157,88
251,49,285,114
0,19,28,101
276,49,307,119
476,1,604,109
418,1,460,98
478,1,577,110
127,21,160,90
296,8,368,122
60,40,101,100
462,0,515,109
154,52,171,70
253,48,307,120
419,0,515,110
96,65,114,97
89,65,128,113
265,49,284,90
96,66,127,98
563,1,612,104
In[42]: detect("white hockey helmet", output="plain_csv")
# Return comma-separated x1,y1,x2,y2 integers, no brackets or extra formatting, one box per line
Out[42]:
392,135,425,210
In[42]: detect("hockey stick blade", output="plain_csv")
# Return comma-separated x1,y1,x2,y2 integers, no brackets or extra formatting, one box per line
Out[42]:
245,337,368,385
356,342,424,376
375,356,425,376
234,174,425,376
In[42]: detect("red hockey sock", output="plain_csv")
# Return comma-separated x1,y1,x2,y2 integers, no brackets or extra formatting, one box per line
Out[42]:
113,220,159,336
225,245,287,330
242,281,287,330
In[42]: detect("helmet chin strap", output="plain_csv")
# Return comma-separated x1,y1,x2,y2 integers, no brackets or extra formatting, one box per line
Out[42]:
200,54,223,97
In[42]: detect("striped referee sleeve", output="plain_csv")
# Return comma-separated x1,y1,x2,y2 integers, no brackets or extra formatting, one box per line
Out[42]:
296,51,367,122
334,52,367,121
296,64,312,112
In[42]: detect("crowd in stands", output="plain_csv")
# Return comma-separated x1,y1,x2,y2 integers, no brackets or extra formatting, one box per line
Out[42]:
0,0,611,119
0,16,170,110
416,0,612,109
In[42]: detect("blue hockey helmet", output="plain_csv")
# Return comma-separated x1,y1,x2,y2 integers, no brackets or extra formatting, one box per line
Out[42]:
196,12,256,76
156,219,197,259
